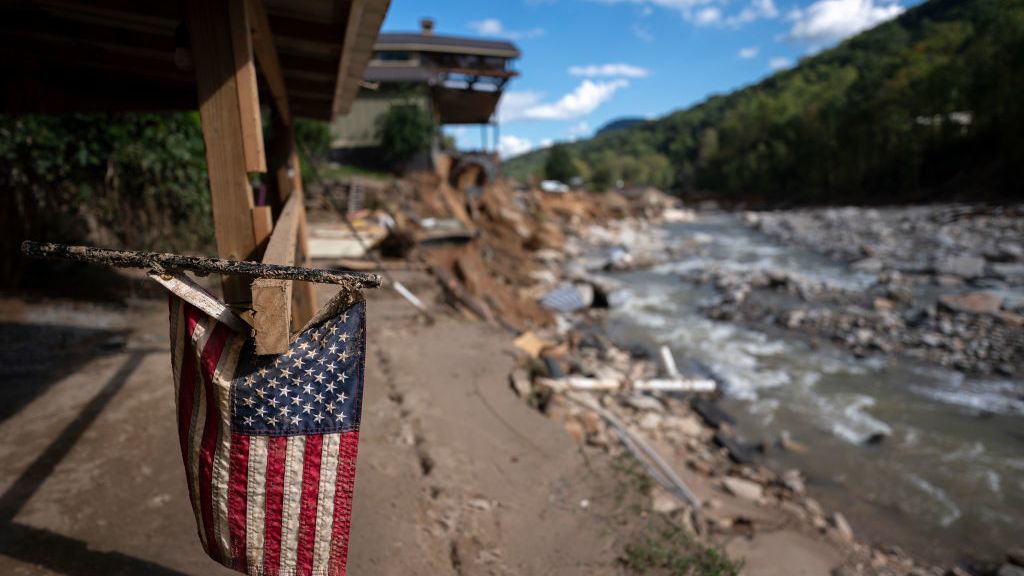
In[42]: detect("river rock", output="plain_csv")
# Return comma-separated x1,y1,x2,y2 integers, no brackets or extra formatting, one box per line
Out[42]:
998,565,1024,576
936,254,986,278
626,394,665,413
938,291,1003,315
564,418,585,444
722,476,763,501
1008,548,1024,567
781,469,806,495
509,369,532,398
851,257,884,273
830,512,855,542
664,414,704,436
638,412,662,431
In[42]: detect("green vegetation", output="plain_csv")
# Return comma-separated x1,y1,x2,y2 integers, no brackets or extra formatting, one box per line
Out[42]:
506,0,1024,204
376,104,434,170
0,113,213,283
623,521,741,576
0,112,338,284
543,143,579,182
610,454,741,576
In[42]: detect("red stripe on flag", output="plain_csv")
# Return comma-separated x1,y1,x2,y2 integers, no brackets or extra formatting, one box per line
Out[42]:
329,431,360,575
295,435,323,576
176,303,200,499
227,433,250,569
263,436,288,572
197,323,230,562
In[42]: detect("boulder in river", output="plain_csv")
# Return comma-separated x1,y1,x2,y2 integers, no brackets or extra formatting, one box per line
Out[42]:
722,476,763,501
938,291,1003,315
936,254,986,279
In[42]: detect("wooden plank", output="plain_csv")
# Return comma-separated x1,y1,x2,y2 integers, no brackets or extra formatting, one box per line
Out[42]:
186,0,259,305
331,0,365,118
246,0,291,125
252,205,273,258
252,190,301,355
228,0,266,173
148,271,252,334
292,200,317,327
266,109,295,214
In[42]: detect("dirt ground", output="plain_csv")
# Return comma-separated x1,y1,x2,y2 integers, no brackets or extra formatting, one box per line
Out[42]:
0,272,628,576
0,266,872,576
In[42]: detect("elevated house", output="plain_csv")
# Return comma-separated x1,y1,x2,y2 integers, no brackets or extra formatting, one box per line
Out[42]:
331,18,519,159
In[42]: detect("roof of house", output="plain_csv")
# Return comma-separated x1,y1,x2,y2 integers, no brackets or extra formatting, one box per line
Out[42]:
0,0,390,120
374,32,520,59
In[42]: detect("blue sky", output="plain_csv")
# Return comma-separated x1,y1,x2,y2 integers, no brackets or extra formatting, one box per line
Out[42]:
381,0,918,156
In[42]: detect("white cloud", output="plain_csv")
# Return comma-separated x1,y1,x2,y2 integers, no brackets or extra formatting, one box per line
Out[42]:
497,91,544,123
738,46,759,59
592,0,777,28
499,135,534,158
500,79,630,122
568,63,650,78
631,23,655,42
540,138,554,148
694,7,721,25
724,0,777,26
769,57,793,70
787,0,904,44
468,18,545,39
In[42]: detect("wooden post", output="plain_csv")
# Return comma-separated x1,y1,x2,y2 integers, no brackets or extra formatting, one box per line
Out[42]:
252,205,273,259
229,0,267,173
187,0,265,305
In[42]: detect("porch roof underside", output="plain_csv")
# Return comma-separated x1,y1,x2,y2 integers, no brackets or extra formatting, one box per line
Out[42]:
0,0,389,120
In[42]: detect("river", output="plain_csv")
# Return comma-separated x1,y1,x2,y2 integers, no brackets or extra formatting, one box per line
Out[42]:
601,212,1024,563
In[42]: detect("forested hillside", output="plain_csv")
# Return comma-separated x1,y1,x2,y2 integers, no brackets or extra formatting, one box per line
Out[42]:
505,0,1024,204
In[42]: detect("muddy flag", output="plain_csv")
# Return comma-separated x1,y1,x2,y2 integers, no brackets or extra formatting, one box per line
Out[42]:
168,289,366,576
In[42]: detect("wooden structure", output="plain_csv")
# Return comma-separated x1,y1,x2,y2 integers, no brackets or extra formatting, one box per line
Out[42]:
332,18,519,151
1,0,390,354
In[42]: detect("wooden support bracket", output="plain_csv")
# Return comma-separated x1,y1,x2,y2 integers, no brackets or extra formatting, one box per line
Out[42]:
252,189,302,355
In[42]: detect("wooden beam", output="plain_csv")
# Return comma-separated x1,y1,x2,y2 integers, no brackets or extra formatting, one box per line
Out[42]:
252,205,273,259
187,0,260,304
293,199,317,327
246,0,291,125
229,0,266,173
331,0,365,118
252,190,301,355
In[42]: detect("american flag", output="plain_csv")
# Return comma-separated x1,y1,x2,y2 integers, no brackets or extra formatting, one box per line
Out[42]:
168,293,365,576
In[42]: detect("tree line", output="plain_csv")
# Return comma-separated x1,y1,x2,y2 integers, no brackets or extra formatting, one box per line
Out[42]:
507,0,1024,204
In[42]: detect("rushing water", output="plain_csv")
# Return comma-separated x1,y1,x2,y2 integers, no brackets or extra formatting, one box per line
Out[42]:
602,212,1024,563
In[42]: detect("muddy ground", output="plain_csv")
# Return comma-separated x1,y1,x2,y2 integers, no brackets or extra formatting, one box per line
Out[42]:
0,263,884,576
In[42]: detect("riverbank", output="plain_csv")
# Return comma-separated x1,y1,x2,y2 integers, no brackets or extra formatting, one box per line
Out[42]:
518,201,1022,572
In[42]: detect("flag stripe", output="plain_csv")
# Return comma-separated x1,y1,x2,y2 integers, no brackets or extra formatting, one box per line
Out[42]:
329,431,360,575
169,295,185,397
311,434,340,574
186,309,215,549
211,336,243,560
169,295,366,576
197,323,230,561
263,435,288,571
246,435,269,575
295,434,323,575
278,436,306,575
174,303,200,539
227,433,250,569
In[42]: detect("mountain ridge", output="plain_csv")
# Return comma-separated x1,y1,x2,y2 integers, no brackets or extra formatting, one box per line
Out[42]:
504,0,1024,204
